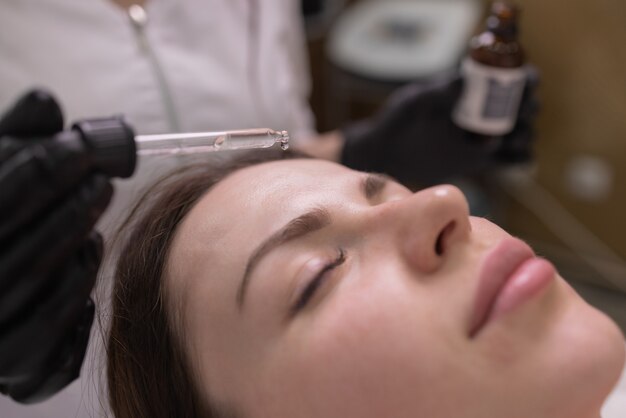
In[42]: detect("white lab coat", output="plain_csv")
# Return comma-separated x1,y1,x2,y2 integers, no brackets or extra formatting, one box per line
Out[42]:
0,0,315,138
0,1,315,417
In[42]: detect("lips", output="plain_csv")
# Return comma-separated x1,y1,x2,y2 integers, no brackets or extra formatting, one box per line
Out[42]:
469,238,556,338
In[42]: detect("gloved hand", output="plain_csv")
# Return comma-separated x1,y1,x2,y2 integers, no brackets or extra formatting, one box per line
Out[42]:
0,90,113,403
340,68,539,187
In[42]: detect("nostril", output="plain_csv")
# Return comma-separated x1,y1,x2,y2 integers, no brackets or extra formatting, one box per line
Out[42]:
435,233,444,256
435,221,456,256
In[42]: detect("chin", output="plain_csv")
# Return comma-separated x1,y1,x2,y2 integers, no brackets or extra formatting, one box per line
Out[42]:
544,284,626,417
579,300,625,387
486,276,625,418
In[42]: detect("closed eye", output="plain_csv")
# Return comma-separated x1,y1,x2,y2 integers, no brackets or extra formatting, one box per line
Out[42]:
290,249,346,316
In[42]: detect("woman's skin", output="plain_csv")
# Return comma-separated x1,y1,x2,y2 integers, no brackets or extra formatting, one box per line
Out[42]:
166,159,625,418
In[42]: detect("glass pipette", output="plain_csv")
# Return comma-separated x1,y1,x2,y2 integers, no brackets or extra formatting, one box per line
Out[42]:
134,128,290,156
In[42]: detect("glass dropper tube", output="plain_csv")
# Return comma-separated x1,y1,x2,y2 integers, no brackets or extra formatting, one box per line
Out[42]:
134,128,290,156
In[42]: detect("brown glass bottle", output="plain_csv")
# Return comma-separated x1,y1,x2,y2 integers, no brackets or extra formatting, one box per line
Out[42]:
453,1,527,136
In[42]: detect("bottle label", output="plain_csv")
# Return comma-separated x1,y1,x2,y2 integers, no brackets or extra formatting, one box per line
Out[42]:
453,58,527,136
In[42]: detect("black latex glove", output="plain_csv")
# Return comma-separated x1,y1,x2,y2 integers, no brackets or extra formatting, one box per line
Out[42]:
340,68,539,187
0,90,113,403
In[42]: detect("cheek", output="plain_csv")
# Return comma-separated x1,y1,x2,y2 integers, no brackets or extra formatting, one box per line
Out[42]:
265,274,469,417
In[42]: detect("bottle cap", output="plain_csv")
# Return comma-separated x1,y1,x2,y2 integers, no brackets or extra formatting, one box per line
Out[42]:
488,1,520,38
72,117,137,178
491,1,519,19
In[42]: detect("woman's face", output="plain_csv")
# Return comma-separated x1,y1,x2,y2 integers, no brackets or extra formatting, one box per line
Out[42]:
167,159,624,418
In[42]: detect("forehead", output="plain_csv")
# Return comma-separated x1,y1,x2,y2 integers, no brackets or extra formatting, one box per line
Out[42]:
208,158,354,220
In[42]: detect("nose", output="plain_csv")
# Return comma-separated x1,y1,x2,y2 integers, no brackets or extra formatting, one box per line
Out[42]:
369,185,471,274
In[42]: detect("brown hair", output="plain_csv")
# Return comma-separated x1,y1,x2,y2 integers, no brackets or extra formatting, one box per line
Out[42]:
106,150,305,418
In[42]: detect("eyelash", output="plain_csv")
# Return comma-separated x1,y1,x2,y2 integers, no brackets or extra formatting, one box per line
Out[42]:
290,249,346,315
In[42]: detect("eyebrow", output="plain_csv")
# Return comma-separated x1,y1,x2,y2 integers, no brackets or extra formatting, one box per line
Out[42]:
236,208,331,309
362,172,393,200
236,173,391,310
